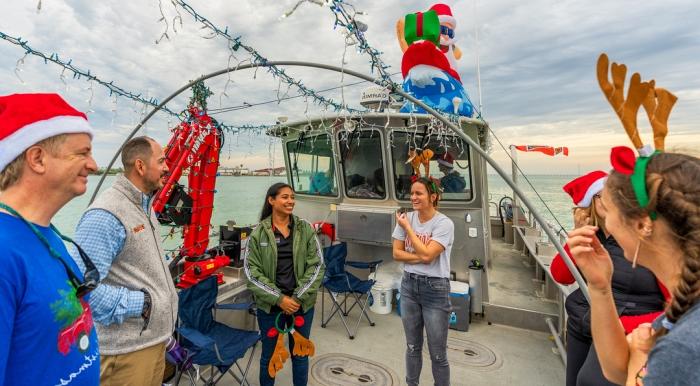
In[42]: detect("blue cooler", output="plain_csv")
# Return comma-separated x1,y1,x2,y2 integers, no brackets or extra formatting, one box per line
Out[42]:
449,281,470,331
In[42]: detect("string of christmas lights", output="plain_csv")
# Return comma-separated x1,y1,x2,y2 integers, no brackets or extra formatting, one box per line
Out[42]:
0,31,182,117
0,30,277,134
328,1,394,86
171,0,364,113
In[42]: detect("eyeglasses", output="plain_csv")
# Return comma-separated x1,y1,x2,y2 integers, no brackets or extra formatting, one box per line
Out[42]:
0,202,99,299
440,25,454,39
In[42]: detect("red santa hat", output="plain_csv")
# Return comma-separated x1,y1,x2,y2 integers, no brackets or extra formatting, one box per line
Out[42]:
0,93,93,172
429,3,456,28
562,170,608,208
437,152,454,169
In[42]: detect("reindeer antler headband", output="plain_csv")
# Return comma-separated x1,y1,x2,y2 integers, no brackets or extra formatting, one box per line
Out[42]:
597,53,678,220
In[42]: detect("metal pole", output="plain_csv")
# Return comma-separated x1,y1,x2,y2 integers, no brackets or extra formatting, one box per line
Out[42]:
510,145,519,228
546,317,567,366
473,0,483,113
88,61,589,302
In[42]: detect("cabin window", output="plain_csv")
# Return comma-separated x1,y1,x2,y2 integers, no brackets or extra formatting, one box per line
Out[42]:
390,131,473,201
338,129,386,199
286,133,338,196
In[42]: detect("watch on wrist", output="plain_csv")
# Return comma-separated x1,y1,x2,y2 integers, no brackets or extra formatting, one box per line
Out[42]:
141,289,152,320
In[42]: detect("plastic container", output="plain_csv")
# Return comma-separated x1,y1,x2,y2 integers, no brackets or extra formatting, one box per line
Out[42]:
369,283,393,314
449,280,471,331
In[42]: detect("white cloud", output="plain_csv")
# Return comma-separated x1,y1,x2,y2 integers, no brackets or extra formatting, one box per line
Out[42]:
1,0,698,173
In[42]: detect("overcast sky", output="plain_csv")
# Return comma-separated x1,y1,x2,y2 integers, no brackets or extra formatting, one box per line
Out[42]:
1,0,698,174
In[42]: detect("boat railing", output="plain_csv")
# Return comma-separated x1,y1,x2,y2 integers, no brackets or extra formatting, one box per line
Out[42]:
87,60,587,366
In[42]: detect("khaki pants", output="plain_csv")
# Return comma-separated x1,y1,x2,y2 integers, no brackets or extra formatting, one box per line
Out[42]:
100,342,166,386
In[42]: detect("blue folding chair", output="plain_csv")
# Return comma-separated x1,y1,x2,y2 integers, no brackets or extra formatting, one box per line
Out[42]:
174,276,261,385
321,242,382,339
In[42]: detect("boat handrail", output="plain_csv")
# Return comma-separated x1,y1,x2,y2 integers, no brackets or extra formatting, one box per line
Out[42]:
88,60,589,303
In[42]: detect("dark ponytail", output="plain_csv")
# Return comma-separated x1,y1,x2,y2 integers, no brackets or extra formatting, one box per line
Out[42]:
260,182,293,221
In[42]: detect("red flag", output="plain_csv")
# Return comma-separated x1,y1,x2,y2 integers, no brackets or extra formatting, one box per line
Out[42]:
513,145,569,157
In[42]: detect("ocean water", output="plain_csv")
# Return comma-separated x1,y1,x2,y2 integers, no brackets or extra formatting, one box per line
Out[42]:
53,175,285,234
52,174,576,247
488,174,577,233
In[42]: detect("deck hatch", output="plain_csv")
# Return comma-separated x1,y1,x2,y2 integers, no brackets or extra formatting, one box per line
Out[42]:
310,353,400,385
424,337,502,371
336,205,395,245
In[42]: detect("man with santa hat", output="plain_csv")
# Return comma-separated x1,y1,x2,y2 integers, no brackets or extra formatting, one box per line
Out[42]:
437,152,467,193
0,93,100,385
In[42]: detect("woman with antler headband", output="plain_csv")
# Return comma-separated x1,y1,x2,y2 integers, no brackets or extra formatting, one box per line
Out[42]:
392,177,454,386
551,171,668,386
567,54,700,385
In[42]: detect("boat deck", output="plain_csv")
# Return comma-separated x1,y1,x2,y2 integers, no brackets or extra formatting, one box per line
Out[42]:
190,294,564,385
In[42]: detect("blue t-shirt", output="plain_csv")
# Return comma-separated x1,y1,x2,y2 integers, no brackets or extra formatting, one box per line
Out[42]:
643,301,700,385
0,213,99,386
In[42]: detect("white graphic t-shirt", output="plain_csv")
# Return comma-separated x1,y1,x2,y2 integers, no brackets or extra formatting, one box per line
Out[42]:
392,211,454,278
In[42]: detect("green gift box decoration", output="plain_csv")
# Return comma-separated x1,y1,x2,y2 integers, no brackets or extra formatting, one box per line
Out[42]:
404,10,440,46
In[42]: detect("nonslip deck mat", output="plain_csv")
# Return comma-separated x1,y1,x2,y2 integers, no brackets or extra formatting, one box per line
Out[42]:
310,353,401,385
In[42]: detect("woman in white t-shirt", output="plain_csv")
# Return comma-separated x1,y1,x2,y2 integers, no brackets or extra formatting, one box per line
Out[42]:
392,177,455,386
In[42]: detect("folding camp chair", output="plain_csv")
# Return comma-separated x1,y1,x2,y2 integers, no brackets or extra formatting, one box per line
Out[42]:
321,242,382,339
173,276,261,385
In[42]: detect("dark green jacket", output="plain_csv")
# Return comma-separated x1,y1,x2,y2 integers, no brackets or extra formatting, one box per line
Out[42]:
244,215,325,313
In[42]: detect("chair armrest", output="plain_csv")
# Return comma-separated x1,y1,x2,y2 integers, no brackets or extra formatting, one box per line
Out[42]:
215,301,254,311
346,260,382,269
177,327,215,349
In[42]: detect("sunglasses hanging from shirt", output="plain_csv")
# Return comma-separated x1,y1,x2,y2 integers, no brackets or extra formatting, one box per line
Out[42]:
0,202,100,299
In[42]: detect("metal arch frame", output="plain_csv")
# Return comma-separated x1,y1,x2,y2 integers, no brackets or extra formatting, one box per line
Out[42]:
89,61,589,302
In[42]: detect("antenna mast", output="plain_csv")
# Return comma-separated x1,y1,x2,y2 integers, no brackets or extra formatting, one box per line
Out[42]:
474,0,483,114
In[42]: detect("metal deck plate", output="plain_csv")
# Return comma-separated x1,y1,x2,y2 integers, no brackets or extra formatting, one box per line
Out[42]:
310,353,401,385
425,337,503,371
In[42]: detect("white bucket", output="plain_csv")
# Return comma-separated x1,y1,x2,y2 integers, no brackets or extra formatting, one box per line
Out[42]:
369,283,393,314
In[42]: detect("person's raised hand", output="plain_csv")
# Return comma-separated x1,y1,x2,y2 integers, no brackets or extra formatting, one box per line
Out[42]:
567,225,613,292
396,211,410,231
627,323,655,356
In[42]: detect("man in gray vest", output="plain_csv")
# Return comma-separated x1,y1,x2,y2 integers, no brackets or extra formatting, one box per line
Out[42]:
72,136,178,386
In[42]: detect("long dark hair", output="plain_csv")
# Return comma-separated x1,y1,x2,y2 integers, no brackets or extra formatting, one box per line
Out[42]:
260,182,294,221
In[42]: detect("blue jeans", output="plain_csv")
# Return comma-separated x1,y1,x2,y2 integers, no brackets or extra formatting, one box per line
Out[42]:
257,307,314,386
400,272,451,386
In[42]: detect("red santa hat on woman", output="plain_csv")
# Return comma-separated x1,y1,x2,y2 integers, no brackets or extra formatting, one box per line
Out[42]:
429,3,457,28
0,93,93,171
562,170,608,208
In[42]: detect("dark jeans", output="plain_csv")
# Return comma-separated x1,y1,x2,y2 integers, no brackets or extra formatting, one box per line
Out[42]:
566,326,592,386
257,307,314,386
577,343,617,386
400,272,451,386
566,321,617,386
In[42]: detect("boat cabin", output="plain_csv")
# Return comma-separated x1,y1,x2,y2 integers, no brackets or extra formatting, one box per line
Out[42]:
269,112,491,294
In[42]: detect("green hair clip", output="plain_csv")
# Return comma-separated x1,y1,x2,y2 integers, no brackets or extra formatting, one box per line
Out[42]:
631,151,660,220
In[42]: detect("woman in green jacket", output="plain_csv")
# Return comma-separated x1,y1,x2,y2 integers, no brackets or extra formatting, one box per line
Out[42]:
244,182,324,386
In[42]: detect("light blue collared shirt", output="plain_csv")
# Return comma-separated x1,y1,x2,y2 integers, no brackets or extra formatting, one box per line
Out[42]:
70,193,152,325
